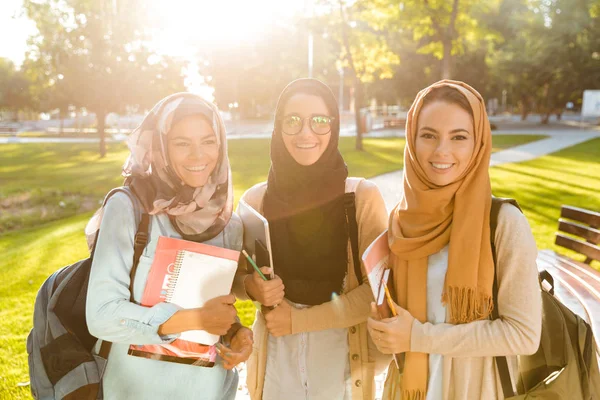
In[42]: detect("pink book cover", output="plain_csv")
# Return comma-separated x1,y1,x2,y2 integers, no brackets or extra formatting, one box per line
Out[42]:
362,230,401,370
128,236,240,367
362,230,394,319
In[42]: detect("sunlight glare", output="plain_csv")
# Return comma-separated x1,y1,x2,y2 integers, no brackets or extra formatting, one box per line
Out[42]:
148,0,304,56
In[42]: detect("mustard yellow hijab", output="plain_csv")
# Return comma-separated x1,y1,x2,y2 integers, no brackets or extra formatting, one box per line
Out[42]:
388,80,493,399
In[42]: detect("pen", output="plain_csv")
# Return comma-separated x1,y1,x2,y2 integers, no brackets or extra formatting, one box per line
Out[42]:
242,249,268,281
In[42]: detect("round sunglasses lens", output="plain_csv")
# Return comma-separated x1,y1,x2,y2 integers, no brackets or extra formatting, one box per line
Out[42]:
311,116,331,134
283,116,302,134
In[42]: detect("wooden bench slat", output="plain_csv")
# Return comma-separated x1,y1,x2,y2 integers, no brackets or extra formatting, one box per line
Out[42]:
561,206,600,228
537,258,591,322
558,219,600,245
555,233,600,263
537,250,600,354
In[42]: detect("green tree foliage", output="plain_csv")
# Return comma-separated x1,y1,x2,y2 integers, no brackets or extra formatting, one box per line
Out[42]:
0,58,34,120
378,0,502,80
491,0,600,122
23,0,185,156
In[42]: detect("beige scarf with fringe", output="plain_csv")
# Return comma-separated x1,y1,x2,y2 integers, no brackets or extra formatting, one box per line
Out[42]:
388,80,493,399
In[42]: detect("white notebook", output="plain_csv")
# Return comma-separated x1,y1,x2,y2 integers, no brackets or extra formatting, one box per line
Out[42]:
165,249,238,345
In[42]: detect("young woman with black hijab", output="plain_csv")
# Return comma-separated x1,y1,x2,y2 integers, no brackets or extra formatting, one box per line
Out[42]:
232,79,389,400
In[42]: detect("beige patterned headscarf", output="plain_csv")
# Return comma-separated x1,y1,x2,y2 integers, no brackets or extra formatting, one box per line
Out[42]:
86,93,233,247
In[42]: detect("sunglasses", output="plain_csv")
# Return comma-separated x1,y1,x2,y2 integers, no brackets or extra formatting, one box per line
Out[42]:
280,114,335,136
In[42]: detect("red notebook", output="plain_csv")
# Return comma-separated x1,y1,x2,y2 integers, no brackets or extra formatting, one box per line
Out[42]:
128,236,240,367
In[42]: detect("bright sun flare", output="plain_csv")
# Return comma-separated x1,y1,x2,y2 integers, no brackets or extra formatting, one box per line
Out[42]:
149,0,304,55
146,0,305,99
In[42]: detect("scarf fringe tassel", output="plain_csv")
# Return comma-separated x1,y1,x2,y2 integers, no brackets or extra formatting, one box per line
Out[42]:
442,286,494,324
401,389,426,400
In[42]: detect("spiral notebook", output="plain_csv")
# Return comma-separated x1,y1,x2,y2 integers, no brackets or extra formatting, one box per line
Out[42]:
167,249,238,344
128,236,240,366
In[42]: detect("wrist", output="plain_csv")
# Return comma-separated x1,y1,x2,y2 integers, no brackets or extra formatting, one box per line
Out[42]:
191,307,205,331
223,322,243,345
158,308,197,336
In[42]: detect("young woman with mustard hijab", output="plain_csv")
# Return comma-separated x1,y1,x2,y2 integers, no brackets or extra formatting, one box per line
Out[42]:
368,80,542,400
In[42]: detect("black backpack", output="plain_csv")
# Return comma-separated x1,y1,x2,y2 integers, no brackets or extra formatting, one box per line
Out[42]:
27,187,149,400
490,198,600,399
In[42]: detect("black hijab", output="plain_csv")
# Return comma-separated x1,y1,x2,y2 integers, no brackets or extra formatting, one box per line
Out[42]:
263,78,349,306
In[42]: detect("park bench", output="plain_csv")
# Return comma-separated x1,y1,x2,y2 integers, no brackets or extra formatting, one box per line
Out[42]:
0,124,19,134
536,205,600,358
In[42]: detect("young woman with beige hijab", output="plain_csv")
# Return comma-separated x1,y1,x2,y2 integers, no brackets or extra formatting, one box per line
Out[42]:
367,80,542,400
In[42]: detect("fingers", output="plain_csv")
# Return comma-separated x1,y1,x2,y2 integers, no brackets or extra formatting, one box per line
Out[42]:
264,312,283,337
216,327,230,336
262,289,285,307
258,276,284,292
259,266,272,276
370,302,380,320
256,276,285,306
374,344,395,355
214,294,236,305
217,342,252,370
232,327,254,347
367,316,389,332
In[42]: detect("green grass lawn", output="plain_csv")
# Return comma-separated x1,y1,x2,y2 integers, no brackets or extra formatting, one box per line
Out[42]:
0,134,554,398
490,138,600,264
491,134,547,152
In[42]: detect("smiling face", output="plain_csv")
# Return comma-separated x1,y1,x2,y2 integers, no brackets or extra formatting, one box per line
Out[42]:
415,100,475,186
280,93,332,166
167,115,219,188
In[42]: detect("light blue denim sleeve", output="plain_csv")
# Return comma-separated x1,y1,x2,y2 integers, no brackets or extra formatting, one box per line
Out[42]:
86,192,181,345
224,212,244,252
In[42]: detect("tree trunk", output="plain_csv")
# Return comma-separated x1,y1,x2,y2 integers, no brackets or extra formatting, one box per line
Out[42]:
520,96,530,121
97,110,107,158
353,79,364,151
338,0,363,151
540,113,550,124
59,109,64,136
441,39,452,80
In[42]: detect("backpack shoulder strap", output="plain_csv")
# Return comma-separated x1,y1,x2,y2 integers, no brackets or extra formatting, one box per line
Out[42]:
95,186,149,298
97,187,150,359
490,196,522,398
344,178,364,284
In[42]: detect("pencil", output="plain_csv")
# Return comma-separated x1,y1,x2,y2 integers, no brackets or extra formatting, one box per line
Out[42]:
241,249,268,281
382,283,401,370
383,284,397,317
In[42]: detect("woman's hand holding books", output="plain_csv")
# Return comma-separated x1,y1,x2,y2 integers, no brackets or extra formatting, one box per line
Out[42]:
244,267,285,307
218,327,254,370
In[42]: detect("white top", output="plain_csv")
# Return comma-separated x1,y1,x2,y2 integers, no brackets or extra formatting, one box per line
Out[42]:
426,245,449,400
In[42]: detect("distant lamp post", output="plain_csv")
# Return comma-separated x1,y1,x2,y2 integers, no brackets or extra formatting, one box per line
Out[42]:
336,61,344,111
306,0,314,78
308,33,314,78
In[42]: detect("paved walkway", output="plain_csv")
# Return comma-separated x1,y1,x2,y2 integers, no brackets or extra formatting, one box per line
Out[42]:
372,129,600,212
